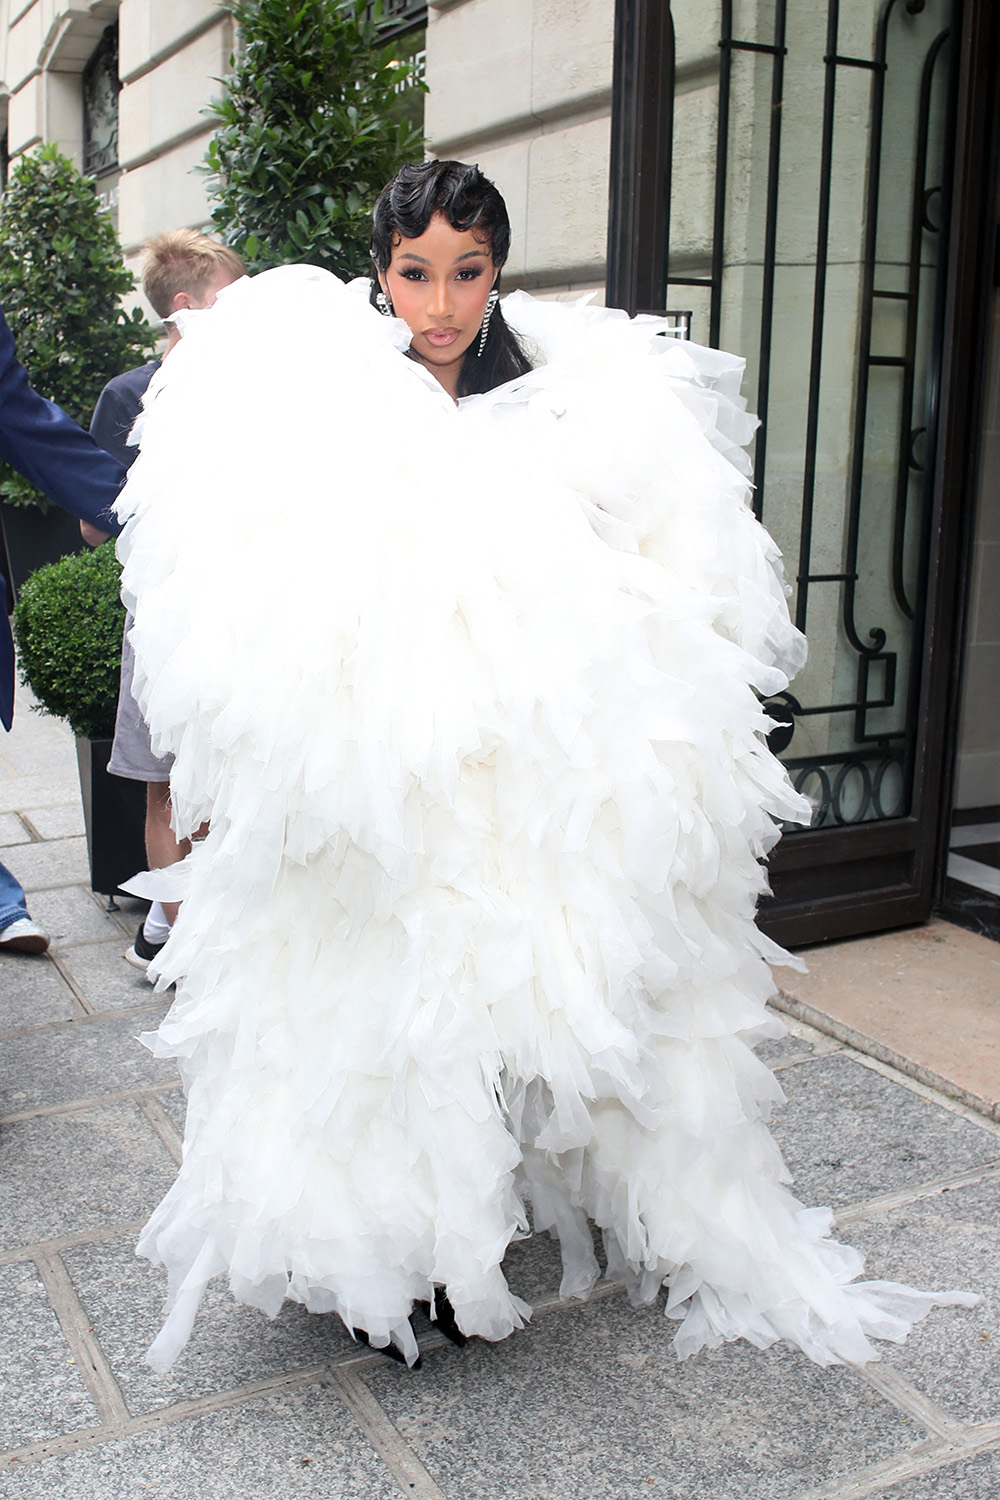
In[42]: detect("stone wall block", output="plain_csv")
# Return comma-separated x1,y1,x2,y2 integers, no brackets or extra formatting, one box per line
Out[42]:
529,0,612,118
119,0,224,79
119,21,231,164
957,644,1000,755
5,68,41,155
425,0,533,148
976,435,1000,547
43,64,83,160
955,750,1000,808
970,542,1000,646
524,115,610,282
117,132,215,251
6,2,44,91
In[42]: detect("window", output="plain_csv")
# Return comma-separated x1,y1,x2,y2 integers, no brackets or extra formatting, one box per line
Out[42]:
82,24,121,180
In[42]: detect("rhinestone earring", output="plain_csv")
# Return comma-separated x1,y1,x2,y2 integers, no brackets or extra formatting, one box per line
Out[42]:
477,289,499,357
376,290,394,317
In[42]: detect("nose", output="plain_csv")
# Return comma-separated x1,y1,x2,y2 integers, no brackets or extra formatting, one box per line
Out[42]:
427,277,453,321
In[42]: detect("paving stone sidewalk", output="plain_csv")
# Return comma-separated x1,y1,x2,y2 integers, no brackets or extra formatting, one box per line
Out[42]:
2,698,1000,1499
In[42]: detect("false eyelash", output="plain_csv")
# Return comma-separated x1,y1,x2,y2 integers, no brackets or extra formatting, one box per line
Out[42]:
397,266,486,282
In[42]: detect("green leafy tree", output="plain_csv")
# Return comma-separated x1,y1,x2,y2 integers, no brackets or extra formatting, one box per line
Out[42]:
203,0,425,279
0,143,156,510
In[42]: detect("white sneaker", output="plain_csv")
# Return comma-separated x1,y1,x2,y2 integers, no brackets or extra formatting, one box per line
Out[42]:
0,917,50,954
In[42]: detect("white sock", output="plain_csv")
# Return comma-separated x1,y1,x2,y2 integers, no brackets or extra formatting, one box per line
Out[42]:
143,902,172,944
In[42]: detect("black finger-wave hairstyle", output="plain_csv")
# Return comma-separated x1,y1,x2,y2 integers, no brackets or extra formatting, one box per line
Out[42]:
370,160,533,398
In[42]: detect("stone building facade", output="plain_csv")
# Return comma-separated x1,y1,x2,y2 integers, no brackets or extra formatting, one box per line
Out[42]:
0,0,234,314
0,0,611,309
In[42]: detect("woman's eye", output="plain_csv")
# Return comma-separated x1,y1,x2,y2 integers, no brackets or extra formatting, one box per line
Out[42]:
456,268,484,281
399,268,427,281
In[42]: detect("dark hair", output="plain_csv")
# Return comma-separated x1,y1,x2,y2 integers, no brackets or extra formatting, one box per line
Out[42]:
370,160,533,398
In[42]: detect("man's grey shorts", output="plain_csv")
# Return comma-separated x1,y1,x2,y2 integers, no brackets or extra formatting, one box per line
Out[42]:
107,615,173,784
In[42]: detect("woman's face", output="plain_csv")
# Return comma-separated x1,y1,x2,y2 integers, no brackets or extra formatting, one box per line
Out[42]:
379,212,497,398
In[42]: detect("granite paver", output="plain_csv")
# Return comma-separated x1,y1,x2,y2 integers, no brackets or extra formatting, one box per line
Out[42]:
0,1009,175,1115
755,1016,839,1068
22,803,86,841
0,953,78,1029
63,1236,356,1417
0,772,81,815
364,1296,921,1500
0,1387,404,1500
0,810,30,844
21,886,130,947
877,1449,1000,1499
156,1085,186,1136
0,1103,176,1250
769,1051,999,1208
57,940,159,1012
0,1262,99,1450
845,1172,1000,1423
2,835,90,891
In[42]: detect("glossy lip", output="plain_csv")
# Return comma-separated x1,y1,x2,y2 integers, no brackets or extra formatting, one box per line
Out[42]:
422,328,460,347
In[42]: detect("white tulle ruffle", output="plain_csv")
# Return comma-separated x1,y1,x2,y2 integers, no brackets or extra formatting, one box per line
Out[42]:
115,267,975,1371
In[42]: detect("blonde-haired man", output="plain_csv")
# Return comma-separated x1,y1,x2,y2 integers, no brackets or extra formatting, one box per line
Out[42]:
142,229,245,327
88,232,245,470
87,230,245,974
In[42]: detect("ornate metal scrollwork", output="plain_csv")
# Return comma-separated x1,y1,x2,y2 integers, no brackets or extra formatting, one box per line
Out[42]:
791,749,908,827
765,686,907,828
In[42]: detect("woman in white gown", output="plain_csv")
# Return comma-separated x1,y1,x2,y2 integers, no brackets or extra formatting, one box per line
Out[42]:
119,161,973,1371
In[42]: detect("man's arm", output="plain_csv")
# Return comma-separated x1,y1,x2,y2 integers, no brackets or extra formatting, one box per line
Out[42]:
0,305,126,535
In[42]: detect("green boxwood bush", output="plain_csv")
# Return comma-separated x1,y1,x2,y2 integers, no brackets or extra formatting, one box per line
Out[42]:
12,543,124,739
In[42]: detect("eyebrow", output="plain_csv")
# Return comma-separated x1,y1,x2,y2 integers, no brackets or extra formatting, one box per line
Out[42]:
395,249,491,265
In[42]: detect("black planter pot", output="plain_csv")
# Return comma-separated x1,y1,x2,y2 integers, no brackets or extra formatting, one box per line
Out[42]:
1,502,86,603
75,735,148,897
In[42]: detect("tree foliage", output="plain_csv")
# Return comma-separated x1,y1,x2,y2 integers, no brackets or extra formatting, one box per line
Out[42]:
0,144,155,509
203,0,425,279
13,542,126,738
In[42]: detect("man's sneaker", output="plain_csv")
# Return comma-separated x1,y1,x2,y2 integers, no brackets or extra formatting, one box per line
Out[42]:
0,917,50,955
125,923,166,974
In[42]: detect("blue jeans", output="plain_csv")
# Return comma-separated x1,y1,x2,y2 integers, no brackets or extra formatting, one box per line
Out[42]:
0,859,30,932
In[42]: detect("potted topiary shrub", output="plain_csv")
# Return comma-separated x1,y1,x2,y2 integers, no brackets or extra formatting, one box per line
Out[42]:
0,144,155,594
11,542,147,897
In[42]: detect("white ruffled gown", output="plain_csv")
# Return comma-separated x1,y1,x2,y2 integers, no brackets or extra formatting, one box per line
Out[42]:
116,266,973,1370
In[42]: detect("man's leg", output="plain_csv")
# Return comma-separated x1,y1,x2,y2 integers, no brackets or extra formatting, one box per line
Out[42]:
125,781,190,973
0,859,48,953
144,779,190,927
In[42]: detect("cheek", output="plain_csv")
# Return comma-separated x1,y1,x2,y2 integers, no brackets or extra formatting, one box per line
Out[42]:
462,280,493,315
387,276,424,321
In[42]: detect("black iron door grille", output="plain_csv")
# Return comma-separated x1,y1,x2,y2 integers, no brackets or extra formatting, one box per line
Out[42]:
607,0,1000,944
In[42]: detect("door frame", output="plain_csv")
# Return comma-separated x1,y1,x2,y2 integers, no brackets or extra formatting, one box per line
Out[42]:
606,0,1000,946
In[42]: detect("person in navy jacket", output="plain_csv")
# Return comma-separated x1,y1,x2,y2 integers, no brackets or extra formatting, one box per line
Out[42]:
0,304,126,953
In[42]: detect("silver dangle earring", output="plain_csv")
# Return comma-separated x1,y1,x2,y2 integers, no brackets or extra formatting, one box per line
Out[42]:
477,289,499,357
376,290,394,317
